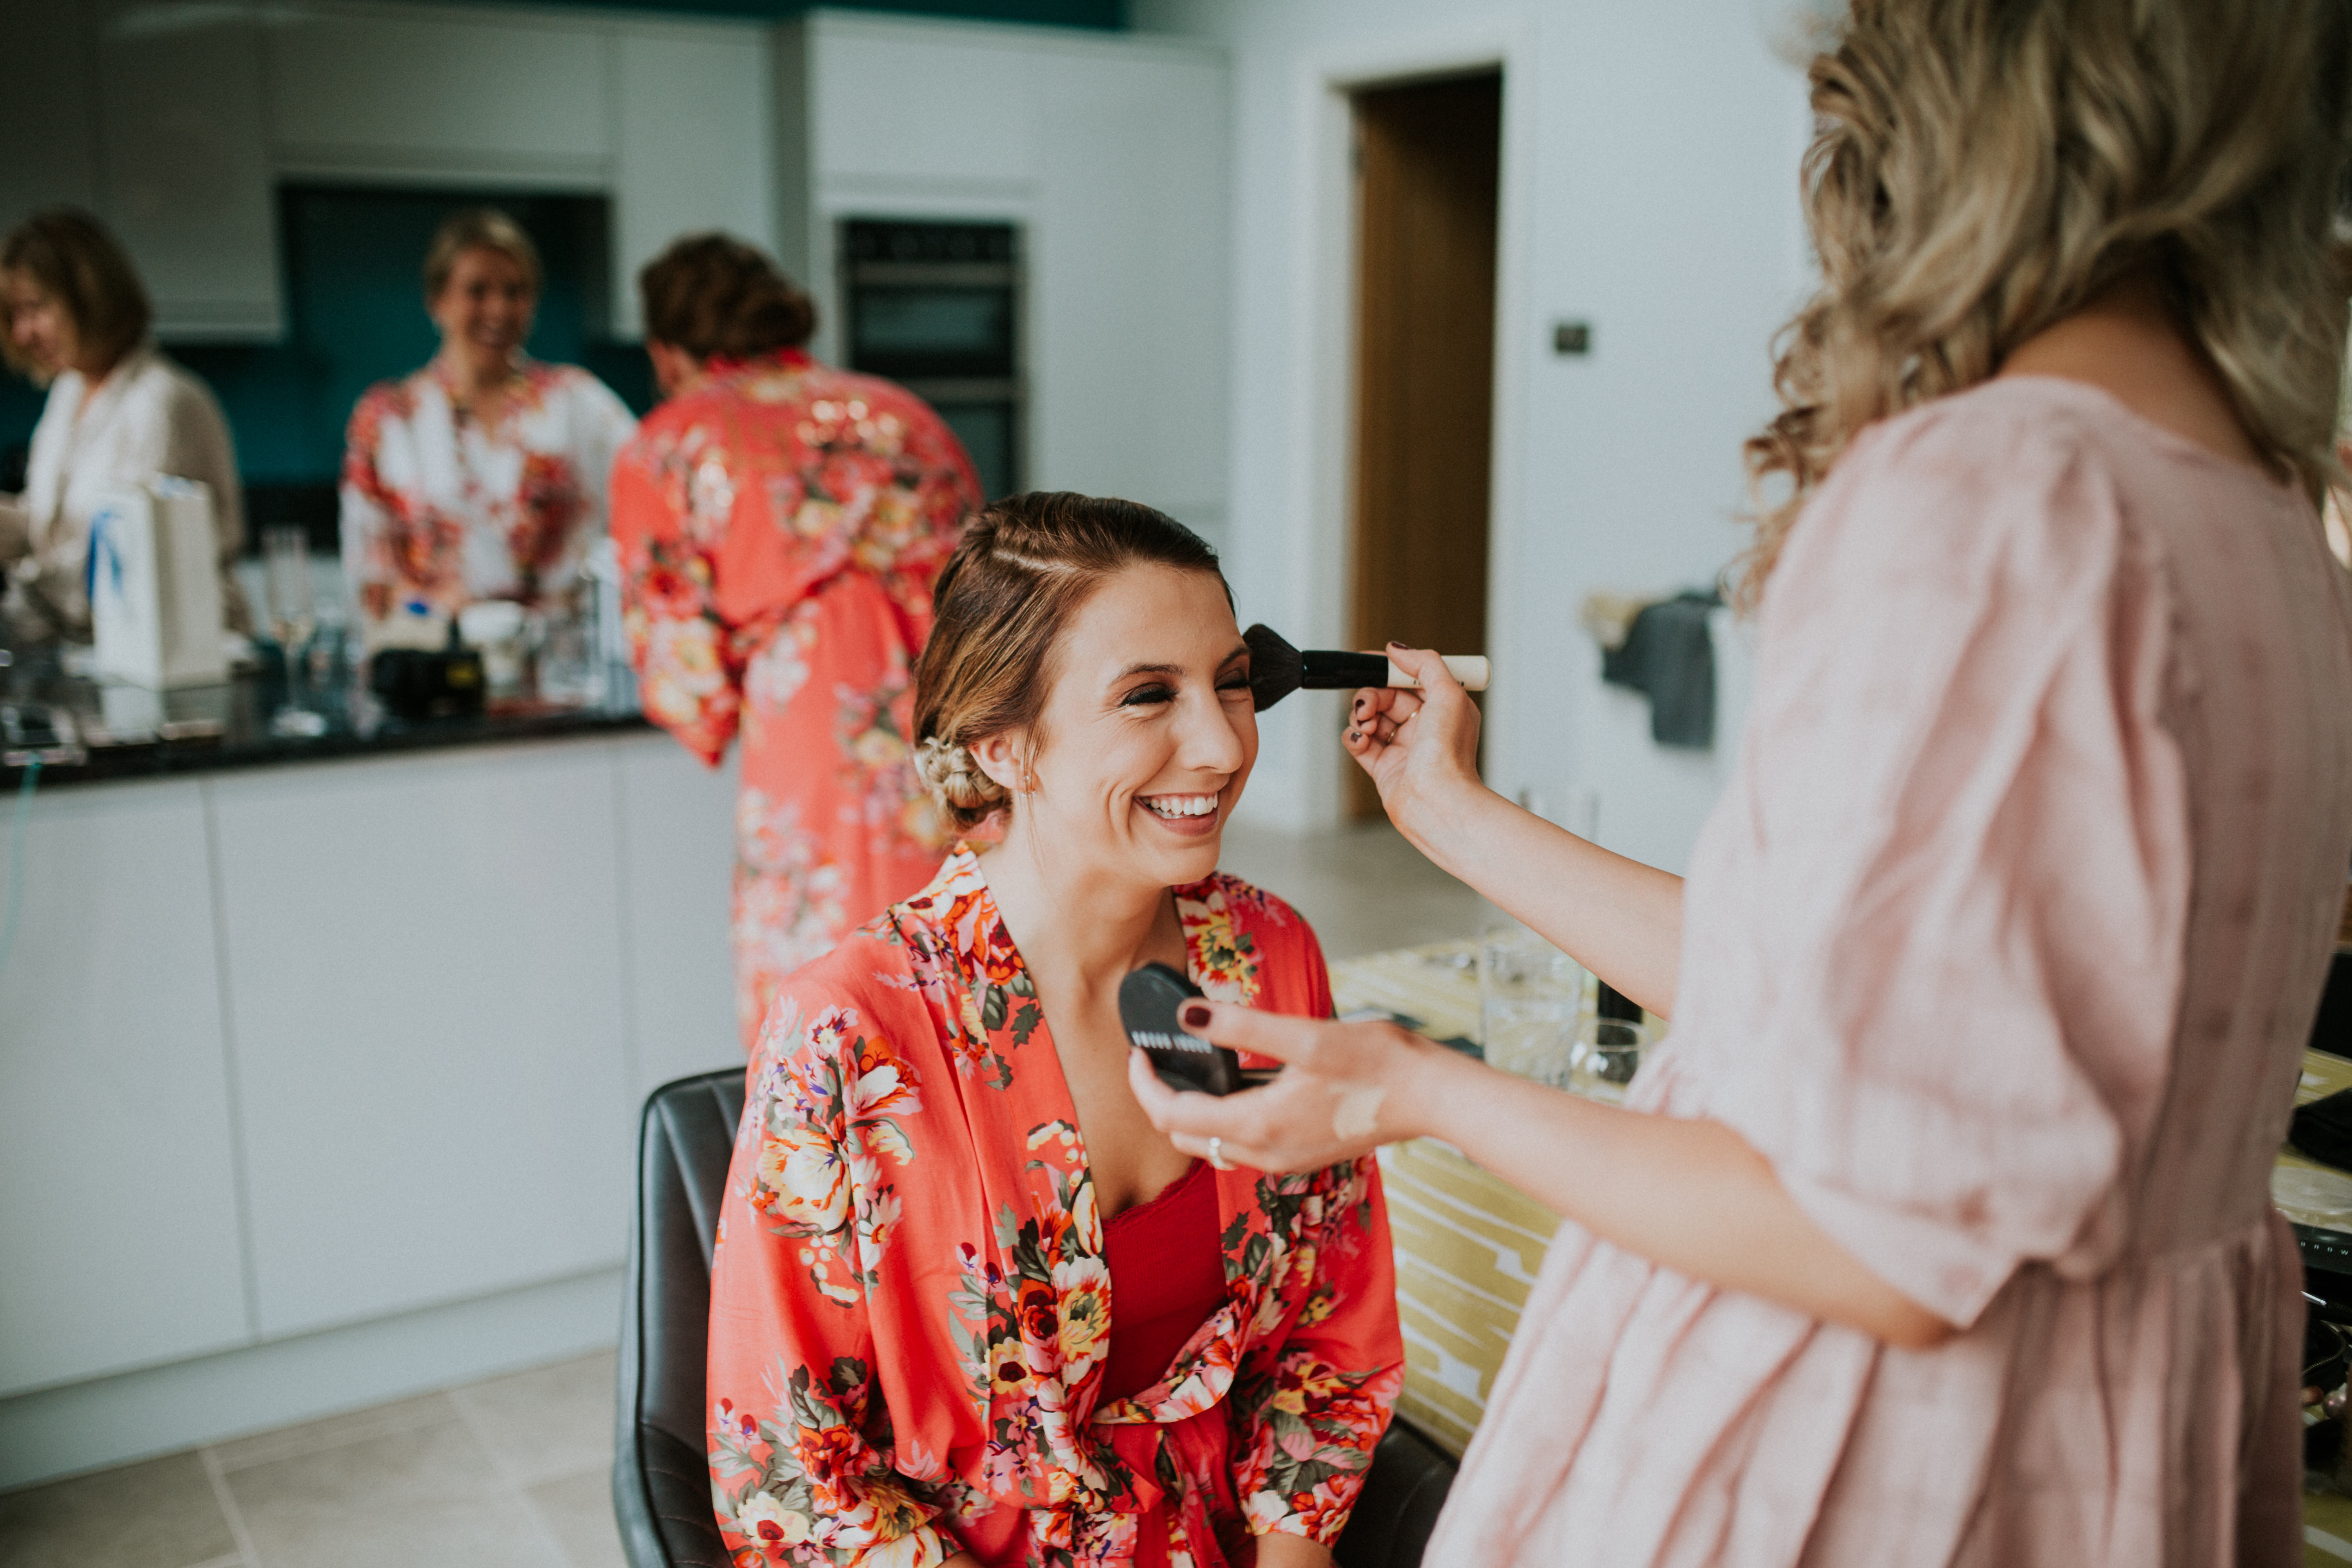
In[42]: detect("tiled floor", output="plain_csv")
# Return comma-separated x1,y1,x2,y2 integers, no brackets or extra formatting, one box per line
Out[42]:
0,820,1477,1568
1217,816,1491,960
0,1351,625,1568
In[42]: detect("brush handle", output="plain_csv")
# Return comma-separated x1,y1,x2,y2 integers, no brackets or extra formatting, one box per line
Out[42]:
1393,655,1490,693
1297,650,1491,692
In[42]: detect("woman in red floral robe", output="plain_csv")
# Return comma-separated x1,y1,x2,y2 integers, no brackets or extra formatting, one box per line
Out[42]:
610,235,980,1049
706,494,1402,1568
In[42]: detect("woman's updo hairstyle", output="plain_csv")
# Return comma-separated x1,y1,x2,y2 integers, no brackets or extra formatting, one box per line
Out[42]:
913,492,1229,831
637,232,817,361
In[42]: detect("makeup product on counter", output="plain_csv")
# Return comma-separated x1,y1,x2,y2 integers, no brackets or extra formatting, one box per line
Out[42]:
1242,623,1490,712
368,621,486,722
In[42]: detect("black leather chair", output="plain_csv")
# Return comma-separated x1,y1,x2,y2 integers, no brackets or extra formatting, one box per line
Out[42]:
615,1067,1457,1568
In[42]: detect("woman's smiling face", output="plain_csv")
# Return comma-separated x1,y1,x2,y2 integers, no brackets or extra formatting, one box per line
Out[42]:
978,563,1256,891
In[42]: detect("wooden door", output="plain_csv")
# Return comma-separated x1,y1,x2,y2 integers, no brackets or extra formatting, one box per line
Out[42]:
1349,73,1501,817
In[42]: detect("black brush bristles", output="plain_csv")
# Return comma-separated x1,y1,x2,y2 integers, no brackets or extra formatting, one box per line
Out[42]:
1243,623,1303,710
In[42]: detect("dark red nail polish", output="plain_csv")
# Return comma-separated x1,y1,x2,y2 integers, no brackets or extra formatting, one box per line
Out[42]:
1347,730,1360,743
1180,1002,1213,1031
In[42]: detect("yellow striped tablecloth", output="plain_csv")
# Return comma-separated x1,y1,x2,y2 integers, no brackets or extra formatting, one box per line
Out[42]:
1331,940,1561,1457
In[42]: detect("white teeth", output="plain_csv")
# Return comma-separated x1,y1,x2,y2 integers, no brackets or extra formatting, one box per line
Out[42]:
1142,793,1219,819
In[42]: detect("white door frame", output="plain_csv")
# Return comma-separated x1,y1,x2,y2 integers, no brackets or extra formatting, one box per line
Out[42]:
1286,17,1539,828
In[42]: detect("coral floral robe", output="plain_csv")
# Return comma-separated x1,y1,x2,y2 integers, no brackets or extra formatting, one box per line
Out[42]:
706,848,1405,1567
610,352,980,1048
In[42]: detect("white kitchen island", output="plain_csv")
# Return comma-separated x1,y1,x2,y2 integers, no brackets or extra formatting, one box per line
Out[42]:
0,722,739,1489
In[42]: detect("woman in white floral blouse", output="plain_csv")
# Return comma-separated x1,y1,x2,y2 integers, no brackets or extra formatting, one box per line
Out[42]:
339,207,635,638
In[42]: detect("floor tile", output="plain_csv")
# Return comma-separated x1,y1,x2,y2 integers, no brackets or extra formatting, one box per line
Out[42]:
450,1350,617,1488
209,1391,455,1474
527,1469,627,1568
0,1449,238,1568
223,1414,561,1568
1220,820,1489,958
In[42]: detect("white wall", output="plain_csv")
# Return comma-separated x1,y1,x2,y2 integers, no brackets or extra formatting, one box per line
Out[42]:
1131,0,1811,871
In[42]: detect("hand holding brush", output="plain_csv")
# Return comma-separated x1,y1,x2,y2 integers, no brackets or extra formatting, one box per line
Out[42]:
1241,623,1488,711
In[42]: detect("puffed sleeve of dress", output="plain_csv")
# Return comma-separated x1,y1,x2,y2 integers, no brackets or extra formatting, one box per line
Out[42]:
1688,402,2189,1330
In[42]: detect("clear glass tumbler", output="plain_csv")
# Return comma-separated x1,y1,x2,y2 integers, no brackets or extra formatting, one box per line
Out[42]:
1478,923,1586,1084
1568,1015,1650,1105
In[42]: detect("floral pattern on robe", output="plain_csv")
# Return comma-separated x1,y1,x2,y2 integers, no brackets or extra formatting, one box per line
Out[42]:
706,847,1404,1567
609,352,980,1048
339,358,636,619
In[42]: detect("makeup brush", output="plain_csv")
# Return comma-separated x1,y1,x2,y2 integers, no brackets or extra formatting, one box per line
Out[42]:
1242,624,1491,712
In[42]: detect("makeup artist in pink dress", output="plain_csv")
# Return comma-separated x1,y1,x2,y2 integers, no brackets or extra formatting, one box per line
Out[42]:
1136,2,2352,1563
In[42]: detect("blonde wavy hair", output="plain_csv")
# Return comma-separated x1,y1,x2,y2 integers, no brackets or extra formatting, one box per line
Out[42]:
1741,0,2352,607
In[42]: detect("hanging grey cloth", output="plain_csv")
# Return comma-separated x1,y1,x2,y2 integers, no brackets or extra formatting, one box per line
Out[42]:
1601,589,1719,749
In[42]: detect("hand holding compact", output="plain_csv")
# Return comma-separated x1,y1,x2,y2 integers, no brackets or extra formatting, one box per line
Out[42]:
1125,1000,1444,1173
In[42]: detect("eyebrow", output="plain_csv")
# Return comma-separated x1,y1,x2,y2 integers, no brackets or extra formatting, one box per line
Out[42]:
1112,643,1250,682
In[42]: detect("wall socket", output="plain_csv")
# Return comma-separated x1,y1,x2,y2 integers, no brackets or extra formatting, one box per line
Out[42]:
1552,320,1592,356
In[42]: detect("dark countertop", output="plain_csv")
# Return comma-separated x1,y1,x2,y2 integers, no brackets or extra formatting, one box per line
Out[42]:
0,641,651,789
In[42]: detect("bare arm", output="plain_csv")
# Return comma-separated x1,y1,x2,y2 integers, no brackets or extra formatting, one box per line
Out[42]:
1129,1011,1955,1350
1349,645,1684,1017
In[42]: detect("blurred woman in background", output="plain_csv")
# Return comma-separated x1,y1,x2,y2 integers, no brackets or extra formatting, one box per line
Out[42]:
339,207,635,641
610,232,979,1051
0,208,246,644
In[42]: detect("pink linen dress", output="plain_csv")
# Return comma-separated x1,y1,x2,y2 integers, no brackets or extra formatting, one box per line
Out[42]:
1432,376,2352,1566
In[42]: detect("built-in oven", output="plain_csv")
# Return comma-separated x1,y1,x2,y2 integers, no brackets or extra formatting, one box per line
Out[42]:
839,219,1022,502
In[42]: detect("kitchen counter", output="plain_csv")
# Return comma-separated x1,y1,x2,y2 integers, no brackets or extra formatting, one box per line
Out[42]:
0,641,649,788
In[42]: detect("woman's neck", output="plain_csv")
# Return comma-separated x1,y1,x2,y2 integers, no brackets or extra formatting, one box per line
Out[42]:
74,345,125,392
436,347,518,401
1999,272,2265,470
982,819,1183,999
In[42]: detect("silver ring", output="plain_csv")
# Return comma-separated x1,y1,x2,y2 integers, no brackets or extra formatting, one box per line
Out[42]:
1207,1137,1233,1172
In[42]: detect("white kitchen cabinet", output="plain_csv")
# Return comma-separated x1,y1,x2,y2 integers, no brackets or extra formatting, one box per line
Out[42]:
1031,46,1228,532
91,1,281,338
264,5,611,187
612,25,777,338
808,22,1042,193
612,733,740,1092
794,15,1229,539
0,778,249,1398
0,0,100,233
207,743,634,1338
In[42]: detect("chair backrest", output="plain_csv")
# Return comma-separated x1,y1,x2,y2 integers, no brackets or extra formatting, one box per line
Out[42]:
613,1067,743,1568
611,1065,1455,1568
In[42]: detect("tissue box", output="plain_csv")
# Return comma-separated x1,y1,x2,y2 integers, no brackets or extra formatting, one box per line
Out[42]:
87,478,228,689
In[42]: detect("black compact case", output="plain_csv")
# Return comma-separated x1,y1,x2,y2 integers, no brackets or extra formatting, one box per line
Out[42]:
1120,962,1245,1095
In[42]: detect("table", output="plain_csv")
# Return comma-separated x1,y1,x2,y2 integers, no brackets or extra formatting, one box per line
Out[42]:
1330,939,1557,1457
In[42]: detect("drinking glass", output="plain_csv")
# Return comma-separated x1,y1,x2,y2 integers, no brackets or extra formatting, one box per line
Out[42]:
262,526,326,737
1478,923,1585,1084
1568,1014,1650,1105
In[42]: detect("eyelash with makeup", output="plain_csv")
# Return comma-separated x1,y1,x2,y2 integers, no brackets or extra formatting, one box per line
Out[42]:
1118,670,1252,708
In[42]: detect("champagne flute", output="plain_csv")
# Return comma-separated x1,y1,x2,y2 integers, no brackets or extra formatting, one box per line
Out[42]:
263,526,327,737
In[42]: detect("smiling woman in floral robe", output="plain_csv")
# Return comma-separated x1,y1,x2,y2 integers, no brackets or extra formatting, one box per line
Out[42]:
610,347,979,1048
706,846,1404,1568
